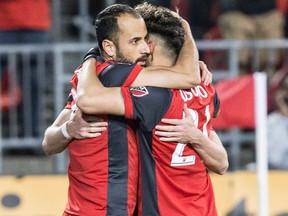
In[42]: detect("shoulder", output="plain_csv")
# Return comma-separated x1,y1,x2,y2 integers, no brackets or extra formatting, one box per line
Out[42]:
99,61,141,75
129,86,171,99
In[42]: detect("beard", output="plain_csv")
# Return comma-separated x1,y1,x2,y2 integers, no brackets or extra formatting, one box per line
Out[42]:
115,48,134,64
115,45,148,66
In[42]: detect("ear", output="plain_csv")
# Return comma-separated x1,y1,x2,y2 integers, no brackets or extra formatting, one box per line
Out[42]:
148,40,155,54
102,39,116,58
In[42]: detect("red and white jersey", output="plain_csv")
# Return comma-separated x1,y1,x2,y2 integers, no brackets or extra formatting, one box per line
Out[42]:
121,82,220,216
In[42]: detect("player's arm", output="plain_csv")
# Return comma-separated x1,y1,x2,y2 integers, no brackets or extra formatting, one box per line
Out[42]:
189,130,228,175
154,105,229,175
131,17,202,88
42,108,107,155
76,60,125,115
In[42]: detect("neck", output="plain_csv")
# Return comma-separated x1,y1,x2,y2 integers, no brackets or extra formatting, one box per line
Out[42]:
151,38,176,67
153,56,173,67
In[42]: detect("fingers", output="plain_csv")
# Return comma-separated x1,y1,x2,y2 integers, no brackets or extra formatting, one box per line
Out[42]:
158,137,179,142
84,121,107,134
155,131,173,136
155,124,181,132
199,61,212,85
78,131,103,139
84,132,102,138
85,121,107,134
88,125,107,133
159,118,182,125
155,129,189,143
203,72,212,86
75,125,107,139
88,121,108,127
155,124,183,142
85,129,106,138
154,130,180,140
72,117,108,139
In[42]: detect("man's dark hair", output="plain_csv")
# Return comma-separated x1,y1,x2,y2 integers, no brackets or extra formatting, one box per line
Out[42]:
135,2,184,58
95,4,141,52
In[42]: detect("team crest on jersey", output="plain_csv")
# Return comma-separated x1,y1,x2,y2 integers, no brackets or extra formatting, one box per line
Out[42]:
130,86,149,97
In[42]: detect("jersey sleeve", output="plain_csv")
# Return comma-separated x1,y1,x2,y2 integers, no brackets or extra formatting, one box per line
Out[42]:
121,87,134,119
121,86,172,131
64,65,83,109
212,90,220,118
98,63,142,87
64,87,77,110
64,94,73,109
197,82,220,118
204,84,221,133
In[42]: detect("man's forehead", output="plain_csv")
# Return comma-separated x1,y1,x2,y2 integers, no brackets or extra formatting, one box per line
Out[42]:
117,13,146,32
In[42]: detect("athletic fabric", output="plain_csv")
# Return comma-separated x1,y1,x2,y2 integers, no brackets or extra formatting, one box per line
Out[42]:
63,57,142,216
121,83,220,216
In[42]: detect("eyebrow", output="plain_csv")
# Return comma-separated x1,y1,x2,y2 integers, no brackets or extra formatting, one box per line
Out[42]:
129,37,142,42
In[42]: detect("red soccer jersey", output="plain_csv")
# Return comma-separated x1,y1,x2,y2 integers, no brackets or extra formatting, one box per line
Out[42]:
122,82,220,216
64,57,143,216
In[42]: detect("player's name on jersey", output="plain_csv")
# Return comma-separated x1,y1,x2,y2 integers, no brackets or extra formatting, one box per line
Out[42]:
180,85,209,102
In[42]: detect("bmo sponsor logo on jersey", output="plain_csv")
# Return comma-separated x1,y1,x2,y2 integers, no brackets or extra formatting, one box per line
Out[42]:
180,85,208,102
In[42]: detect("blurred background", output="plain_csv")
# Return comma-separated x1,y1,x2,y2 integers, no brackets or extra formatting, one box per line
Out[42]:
0,0,288,215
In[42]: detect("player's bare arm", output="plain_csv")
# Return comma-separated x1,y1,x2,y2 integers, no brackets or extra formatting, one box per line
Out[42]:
77,59,125,115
